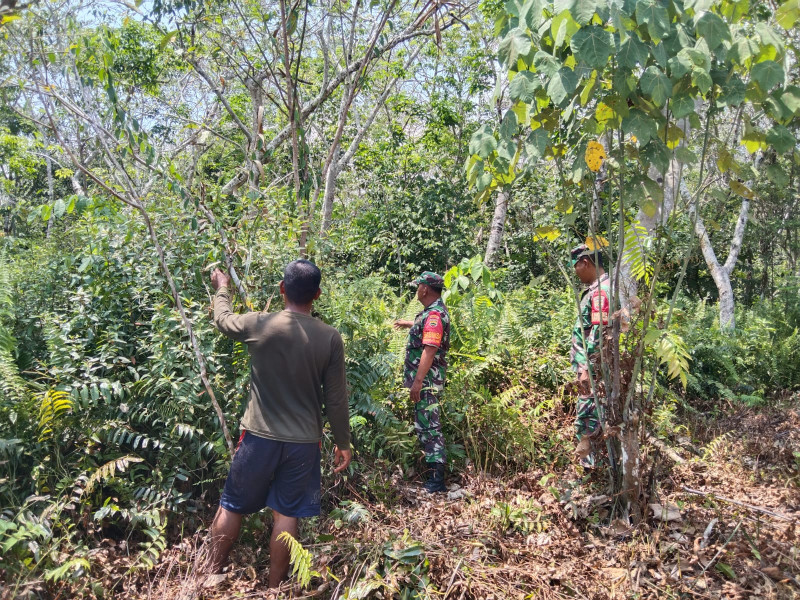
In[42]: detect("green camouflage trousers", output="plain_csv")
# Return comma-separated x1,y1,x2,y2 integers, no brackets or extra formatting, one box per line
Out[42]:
575,367,600,439
576,395,600,439
415,389,446,464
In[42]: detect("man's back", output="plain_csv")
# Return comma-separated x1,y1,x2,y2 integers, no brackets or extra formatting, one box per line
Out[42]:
214,289,349,449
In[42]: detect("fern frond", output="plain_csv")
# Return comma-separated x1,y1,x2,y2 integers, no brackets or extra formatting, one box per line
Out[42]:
83,455,144,496
277,531,320,587
623,221,654,284
38,390,73,440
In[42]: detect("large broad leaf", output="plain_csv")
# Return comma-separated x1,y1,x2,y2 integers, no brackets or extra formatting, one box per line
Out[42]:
469,125,497,159
695,12,730,50
640,65,672,106
497,139,516,163
668,53,693,79
635,0,671,43
533,51,560,77
499,109,519,140
622,109,659,146
509,71,540,103
776,0,800,29
717,74,746,107
525,127,549,159
554,0,597,23
499,27,532,68
671,93,695,118
766,163,789,187
776,86,800,114
547,67,579,105
641,138,671,174
692,67,713,94
618,35,649,69
751,60,784,92
552,9,580,48
766,124,796,154
625,175,664,215
570,26,614,69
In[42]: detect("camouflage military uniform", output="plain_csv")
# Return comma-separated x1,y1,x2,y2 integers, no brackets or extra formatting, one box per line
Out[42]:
570,272,610,440
404,297,450,465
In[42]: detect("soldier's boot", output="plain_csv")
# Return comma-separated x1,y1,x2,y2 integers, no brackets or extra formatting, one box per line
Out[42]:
424,463,447,493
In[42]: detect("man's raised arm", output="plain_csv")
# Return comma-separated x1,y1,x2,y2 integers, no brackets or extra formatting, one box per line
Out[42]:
211,268,256,342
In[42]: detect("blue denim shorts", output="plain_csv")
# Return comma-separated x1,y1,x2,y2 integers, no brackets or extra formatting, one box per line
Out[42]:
220,431,321,518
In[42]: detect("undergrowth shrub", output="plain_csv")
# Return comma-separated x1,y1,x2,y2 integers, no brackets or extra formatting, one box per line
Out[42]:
675,298,800,406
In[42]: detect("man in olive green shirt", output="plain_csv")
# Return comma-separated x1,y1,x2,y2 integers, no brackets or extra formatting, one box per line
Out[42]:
207,260,351,589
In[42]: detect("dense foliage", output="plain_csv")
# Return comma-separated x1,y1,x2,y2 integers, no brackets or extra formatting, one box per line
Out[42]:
1,0,799,597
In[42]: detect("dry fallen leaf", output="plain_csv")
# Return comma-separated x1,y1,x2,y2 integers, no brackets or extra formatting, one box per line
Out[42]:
649,503,682,522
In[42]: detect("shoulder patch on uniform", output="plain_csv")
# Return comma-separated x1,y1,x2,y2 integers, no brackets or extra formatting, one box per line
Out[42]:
591,290,610,325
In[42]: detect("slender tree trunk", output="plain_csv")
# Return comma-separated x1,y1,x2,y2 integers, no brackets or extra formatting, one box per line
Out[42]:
484,188,509,267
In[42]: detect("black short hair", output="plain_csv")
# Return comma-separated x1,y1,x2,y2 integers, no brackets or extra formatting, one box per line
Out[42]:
283,259,321,304
584,253,605,270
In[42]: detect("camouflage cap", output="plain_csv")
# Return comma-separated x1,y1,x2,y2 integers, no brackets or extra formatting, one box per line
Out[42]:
409,271,444,289
570,244,594,267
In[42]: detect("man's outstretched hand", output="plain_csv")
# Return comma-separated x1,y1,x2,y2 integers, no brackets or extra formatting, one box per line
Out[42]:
332,446,352,474
211,268,231,291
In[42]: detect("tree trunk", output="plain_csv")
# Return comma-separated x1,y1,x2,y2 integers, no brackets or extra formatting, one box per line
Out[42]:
484,188,509,267
693,198,748,331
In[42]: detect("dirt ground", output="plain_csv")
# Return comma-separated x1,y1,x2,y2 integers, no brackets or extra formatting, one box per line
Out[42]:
20,402,797,600
103,402,797,600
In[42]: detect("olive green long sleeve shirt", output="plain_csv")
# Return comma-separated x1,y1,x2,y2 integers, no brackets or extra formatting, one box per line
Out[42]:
213,286,350,450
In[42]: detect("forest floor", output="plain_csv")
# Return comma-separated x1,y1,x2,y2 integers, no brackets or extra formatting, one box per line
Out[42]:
34,399,800,600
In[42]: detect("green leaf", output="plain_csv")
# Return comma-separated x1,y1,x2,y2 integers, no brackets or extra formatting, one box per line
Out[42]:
499,28,532,68
751,60,784,92
675,147,697,164
756,23,784,56
636,0,671,43
776,0,800,29
617,35,649,69
715,562,736,579
671,93,695,118
717,74,746,107
684,0,713,12
546,67,579,105
41,204,52,222
692,67,713,94
469,125,497,159
533,51,560,77
509,71,539,103
776,86,800,114
159,30,178,51
668,53,693,79
622,109,659,146
570,26,614,69
53,199,65,218
552,9,580,48
640,65,672,106
766,163,789,187
766,124,796,154
695,13,730,50
525,128,549,159
641,138,671,174
497,140,516,163
499,110,519,140
567,0,598,24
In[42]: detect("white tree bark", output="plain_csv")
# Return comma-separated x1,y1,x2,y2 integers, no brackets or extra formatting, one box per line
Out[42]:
484,188,509,267
684,179,749,330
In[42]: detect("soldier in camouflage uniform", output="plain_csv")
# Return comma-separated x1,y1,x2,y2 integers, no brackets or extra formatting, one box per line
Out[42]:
570,245,610,467
394,271,450,493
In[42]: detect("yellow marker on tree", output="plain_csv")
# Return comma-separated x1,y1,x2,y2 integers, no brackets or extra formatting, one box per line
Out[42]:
585,140,606,172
